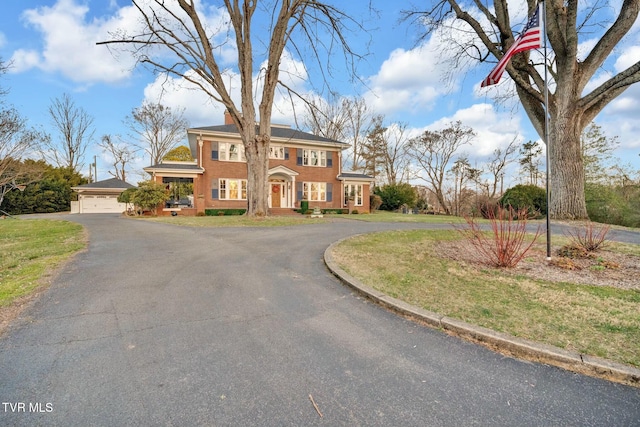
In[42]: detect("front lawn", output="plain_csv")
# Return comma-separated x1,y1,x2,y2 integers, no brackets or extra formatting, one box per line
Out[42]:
0,219,85,307
331,229,640,368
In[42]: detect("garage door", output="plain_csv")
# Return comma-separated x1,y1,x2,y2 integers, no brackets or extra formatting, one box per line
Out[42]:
80,195,124,214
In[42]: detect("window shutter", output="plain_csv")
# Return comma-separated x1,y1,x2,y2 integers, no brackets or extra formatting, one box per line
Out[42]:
284,147,289,160
211,179,219,199
211,142,219,160
296,181,303,202
327,183,332,202
296,149,303,165
326,151,333,167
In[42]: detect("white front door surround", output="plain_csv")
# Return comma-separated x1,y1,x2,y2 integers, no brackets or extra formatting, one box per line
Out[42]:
268,165,299,209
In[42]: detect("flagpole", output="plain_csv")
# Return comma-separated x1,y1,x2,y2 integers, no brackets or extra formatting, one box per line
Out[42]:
542,0,552,260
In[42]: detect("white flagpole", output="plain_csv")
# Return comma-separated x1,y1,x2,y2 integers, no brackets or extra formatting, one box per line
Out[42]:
541,0,552,260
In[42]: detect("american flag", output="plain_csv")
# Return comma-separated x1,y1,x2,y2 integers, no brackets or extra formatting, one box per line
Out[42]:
481,4,543,87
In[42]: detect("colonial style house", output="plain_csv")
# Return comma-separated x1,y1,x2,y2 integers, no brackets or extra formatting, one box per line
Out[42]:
144,112,373,216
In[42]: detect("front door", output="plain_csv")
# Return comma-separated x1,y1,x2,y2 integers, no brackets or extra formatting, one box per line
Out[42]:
271,183,282,208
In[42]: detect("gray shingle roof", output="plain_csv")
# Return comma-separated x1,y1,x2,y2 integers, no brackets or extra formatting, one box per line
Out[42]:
338,172,375,180
191,124,348,146
144,162,204,171
73,178,135,189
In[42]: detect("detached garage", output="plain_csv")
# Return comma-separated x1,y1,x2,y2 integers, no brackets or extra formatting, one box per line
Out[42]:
71,178,135,214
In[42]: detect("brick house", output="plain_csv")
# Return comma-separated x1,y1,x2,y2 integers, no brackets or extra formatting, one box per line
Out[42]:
144,113,373,216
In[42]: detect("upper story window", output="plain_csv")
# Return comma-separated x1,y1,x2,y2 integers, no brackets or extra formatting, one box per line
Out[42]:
214,142,245,162
270,145,286,159
297,149,332,167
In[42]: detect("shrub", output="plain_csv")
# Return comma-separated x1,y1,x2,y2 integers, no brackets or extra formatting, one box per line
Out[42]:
474,195,499,219
204,209,246,216
499,184,547,218
585,183,640,228
300,200,309,213
565,221,610,253
370,194,383,211
131,181,170,216
457,206,542,268
374,183,417,211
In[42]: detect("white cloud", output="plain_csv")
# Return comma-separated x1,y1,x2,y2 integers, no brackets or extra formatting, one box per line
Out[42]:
417,103,527,159
141,49,313,128
364,45,448,115
11,0,138,84
8,49,40,72
614,45,640,72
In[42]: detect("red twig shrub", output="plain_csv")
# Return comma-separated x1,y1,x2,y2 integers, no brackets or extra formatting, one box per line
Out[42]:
458,206,542,268
565,222,610,253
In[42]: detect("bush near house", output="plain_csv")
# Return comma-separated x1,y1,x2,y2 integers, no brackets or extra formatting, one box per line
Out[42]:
121,180,169,216
204,209,247,216
374,183,417,211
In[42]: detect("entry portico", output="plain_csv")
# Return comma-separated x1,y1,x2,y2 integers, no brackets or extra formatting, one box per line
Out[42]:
268,165,298,209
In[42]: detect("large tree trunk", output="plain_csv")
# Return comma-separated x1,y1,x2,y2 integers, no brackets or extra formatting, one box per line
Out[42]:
245,133,270,217
549,112,588,219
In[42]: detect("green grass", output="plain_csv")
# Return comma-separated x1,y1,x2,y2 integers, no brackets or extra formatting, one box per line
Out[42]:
0,219,86,307
331,229,640,368
143,210,465,227
349,211,466,224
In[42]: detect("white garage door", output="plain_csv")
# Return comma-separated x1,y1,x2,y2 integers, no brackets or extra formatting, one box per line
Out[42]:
80,195,124,214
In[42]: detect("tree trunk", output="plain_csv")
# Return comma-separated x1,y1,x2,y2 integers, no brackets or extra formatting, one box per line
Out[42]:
243,133,270,217
549,107,588,220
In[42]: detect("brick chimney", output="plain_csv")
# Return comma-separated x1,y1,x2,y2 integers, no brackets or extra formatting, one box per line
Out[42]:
224,109,234,125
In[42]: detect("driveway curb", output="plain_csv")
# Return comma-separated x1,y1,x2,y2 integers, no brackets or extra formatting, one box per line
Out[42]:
324,238,640,388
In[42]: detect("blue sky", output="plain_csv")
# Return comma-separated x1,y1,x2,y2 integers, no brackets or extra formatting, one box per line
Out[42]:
2,0,639,184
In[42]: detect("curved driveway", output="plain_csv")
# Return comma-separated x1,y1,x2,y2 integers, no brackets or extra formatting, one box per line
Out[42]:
1,214,639,426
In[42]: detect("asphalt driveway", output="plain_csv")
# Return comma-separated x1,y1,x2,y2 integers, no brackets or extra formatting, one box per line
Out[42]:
1,214,639,426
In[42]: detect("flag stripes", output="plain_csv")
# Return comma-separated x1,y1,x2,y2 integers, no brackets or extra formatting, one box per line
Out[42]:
481,4,542,87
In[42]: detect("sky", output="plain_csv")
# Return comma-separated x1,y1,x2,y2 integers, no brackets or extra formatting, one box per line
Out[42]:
1,0,640,185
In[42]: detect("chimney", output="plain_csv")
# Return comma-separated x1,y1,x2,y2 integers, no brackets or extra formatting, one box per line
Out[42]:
224,109,234,125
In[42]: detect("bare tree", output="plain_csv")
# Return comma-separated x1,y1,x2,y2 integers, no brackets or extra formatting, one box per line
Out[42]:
485,138,519,198
519,140,543,186
303,94,372,172
302,92,349,141
99,1,364,216
343,96,372,171
404,0,640,219
450,156,472,216
0,60,46,208
407,121,475,215
99,135,138,182
361,116,411,185
126,102,189,166
42,94,94,172
581,122,619,185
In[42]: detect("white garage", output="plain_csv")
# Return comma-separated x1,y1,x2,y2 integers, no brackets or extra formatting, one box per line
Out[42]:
72,178,135,214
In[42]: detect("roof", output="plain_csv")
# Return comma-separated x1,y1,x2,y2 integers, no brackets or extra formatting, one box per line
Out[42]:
190,124,349,147
144,161,204,172
338,172,375,182
72,178,135,190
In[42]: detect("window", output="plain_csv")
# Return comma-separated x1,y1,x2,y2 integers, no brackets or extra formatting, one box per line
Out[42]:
219,179,247,200
344,184,363,206
303,182,326,201
270,145,285,159
303,149,326,167
219,142,246,162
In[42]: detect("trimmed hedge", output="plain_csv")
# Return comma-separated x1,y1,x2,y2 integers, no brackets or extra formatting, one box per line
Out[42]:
204,209,247,216
322,209,347,214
